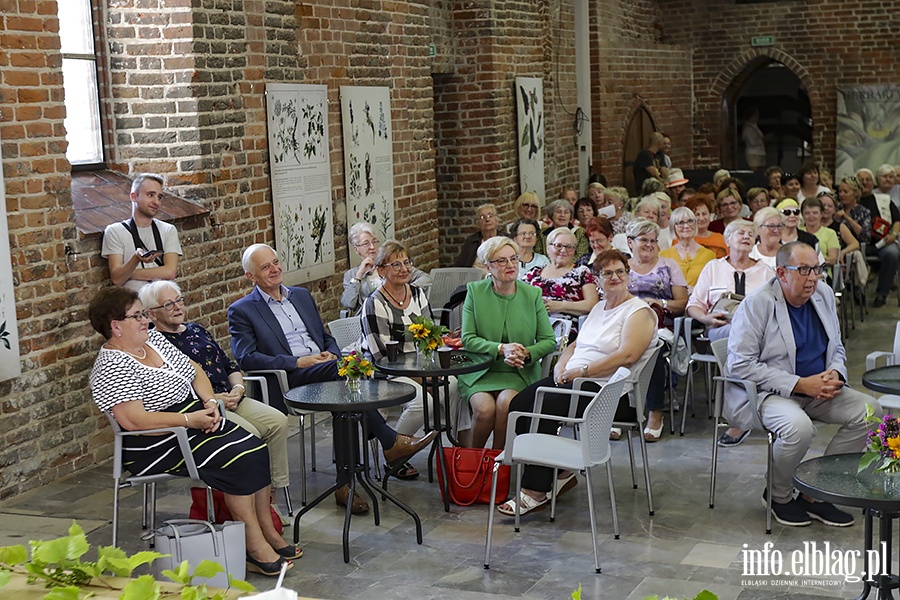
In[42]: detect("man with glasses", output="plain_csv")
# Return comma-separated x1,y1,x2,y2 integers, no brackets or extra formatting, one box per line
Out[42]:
727,242,874,527
454,203,499,267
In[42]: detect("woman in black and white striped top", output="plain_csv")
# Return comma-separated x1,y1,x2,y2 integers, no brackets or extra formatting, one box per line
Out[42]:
88,286,299,576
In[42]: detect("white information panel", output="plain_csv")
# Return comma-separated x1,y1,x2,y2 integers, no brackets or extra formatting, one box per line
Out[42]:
0,125,21,382
516,77,546,203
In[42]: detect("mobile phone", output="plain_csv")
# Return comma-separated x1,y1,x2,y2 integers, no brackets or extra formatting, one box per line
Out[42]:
141,249,160,258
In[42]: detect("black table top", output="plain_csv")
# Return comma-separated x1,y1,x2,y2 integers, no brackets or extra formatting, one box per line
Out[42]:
793,453,900,512
862,366,900,395
283,379,416,412
375,350,492,378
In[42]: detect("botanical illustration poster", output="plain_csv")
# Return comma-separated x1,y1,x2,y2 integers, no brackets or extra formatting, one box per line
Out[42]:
835,85,900,181
0,126,21,382
515,77,546,204
339,86,395,268
265,83,335,284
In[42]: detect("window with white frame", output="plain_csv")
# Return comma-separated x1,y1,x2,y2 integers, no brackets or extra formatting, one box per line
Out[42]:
58,0,104,167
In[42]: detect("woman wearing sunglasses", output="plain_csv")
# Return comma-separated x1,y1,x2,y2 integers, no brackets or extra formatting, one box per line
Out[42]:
776,198,820,250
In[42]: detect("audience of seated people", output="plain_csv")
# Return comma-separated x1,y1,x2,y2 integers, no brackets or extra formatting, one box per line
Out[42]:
659,206,716,291
510,218,549,278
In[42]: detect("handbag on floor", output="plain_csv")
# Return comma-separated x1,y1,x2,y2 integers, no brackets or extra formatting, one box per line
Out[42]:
152,519,245,589
437,446,510,506
189,487,283,534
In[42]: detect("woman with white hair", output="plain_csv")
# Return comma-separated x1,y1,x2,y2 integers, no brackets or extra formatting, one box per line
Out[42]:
858,167,900,307
342,221,431,314
509,192,546,255
542,199,589,257
875,163,900,209
454,203,500,267
749,206,784,270
459,236,557,448
525,227,599,335
659,207,716,290
606,187,635,234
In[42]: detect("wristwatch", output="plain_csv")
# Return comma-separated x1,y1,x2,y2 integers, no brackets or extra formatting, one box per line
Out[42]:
581,365,589,378
662,299,668,310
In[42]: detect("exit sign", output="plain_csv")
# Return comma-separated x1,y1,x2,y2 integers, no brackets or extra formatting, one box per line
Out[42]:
751,36,775,47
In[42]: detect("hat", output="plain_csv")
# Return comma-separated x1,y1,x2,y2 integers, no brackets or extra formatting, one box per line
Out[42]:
666,168,689,188
776,198,799,210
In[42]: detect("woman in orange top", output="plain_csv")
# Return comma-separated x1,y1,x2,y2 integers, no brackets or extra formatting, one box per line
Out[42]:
686,194,728,258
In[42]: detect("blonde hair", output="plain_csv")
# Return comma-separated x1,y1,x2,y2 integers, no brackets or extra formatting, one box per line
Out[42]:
476,236,520,265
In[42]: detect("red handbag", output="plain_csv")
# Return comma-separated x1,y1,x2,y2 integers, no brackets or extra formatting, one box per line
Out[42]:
189,487,283,534
437,447,510,506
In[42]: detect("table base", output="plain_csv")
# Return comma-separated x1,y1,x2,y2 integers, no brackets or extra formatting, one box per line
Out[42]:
857,509,900,600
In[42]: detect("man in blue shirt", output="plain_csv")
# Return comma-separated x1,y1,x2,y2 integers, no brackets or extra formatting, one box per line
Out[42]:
728,242,875,527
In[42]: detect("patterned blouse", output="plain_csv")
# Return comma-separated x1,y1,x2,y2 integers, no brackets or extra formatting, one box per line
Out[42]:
627,257,688,301
610,211,635,235
90,329,195,413
835,204,872,244
159,323,235,395
361,285,433,361
524,264,595,328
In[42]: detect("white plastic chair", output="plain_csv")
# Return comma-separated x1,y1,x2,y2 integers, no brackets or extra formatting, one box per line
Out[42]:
540,318,573,378
866,321,900,412
483,367,630,573
428,268,484,323
328,316,363,355
674,316,717,435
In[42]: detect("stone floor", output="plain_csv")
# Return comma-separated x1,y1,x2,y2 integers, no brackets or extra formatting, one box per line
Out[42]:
1,294,896,600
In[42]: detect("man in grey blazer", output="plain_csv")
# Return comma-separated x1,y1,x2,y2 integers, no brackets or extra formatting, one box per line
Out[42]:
728,242,874,527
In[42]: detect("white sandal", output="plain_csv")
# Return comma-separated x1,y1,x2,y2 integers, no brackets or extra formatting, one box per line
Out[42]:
609,427,622,441
497,491,549,516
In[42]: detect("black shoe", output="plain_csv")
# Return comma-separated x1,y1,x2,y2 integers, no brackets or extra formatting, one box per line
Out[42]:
762,490,811,526
874,295,887,308
246,554,293,576
796,496,854,527
717,429,751,448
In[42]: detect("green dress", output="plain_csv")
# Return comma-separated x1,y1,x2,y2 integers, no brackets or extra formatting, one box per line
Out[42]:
458,279,557,398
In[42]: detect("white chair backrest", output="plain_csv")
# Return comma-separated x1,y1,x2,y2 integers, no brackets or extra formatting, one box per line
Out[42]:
105,412,125,478
428,268,483,312
581,368,630,467
328,317,363,354
628,339,663,413
893,322,900,360
710,337,728,371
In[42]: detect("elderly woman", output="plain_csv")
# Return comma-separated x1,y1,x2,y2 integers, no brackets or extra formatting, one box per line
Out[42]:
776,198,820,250
499,250,659,514
576,216,613,270
361,240,469,470
511,218,549,278
606,187,635,234
835,175,871,244
574,197,598,228
342,222,431,315
88,287,298,576
459,237,557,449
858,167,900,308
781,172,801,201
687,194,728,258
749,206,784,270
660,207,716,289
139,280,291,514
819,190,860,258
796,161,830,203
746,187,772,218
587,182,606,209
542,199,589,257
766,165,784,201
454,203,499,267
800,197,840,267
525,227,599,334
612,196,662,254
708,188,744,234
509,192,545,255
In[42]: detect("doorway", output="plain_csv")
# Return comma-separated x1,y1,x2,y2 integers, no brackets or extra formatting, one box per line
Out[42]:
622,106,656,196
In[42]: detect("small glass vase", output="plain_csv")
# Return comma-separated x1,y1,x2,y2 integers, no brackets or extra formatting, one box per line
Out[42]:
345,378,362,394
417,346,436,366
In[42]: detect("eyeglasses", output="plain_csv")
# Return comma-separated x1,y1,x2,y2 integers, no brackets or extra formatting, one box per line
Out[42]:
516,231,537,238
383,259,414,271
487,255,519,267
479,213,497,221
599,268,629,280
354,240,378,249
720,201,741,209
760,223,784,231
783,264,827,276
119,310,150,322
675,219,696,227
149,296,186,311
550,243,576,252
629,236,658,245
782,209,800,216
589,237,608,246
816,191,837,201
521,203,538,209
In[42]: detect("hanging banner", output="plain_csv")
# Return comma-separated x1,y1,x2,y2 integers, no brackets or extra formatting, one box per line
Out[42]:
0,125,21,382
340,86,395,268
265,83,335,283
835,86,900,181
515,77,546,204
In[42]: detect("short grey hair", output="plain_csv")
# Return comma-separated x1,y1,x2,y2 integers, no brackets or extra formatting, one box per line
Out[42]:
776,241,815,268
724,218,757,245
476,236,520,265
855,167,875,180
753,206,783,229
669,207,697,236
625,217,660,239
546,226,576,246
545,199,573,220
241,243,276,274
348,221,378,246
476,203,497,217
131,173,164,195
876,164,896,178
139,280,182,310
634,197,660,217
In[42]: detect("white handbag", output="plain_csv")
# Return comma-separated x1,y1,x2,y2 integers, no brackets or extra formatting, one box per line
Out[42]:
152,519,245,589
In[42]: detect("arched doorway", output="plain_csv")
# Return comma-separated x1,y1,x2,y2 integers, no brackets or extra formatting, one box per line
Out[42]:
723,58,811,173
622,106,656,196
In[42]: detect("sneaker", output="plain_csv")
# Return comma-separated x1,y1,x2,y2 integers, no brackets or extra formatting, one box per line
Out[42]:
717,429,751,448
874,295,887,308
796,496,855,527
762,491,811,526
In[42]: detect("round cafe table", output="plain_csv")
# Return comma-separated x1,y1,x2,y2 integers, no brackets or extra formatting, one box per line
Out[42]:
862,366,900,396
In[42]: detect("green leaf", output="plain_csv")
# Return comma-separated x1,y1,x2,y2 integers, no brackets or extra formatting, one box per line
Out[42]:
162,560,192,585
32,524,89,564
571,584,582,600
190,559,224,581
120,574,161,600
0,544,28,564
228,576,256,592
180,585,203,600
694,591,719,600
859,451,880,473
0,571,9,588
42,586,83,600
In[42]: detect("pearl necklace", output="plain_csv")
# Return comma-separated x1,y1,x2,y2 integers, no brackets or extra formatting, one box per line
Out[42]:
107,343,147,360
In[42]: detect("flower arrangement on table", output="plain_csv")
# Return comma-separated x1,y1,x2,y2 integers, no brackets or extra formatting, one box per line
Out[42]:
338,351,374,392
407,315,449,359
858,404,900,474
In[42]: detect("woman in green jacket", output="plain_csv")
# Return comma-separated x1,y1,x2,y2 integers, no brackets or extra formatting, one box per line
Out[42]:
459,236,557,449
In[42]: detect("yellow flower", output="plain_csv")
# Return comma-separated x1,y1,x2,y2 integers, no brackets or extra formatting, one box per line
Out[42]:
338,367,348,377
889,436,900,458
427,339,438,350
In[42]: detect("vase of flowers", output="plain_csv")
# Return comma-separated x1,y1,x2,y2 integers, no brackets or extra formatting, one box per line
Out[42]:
859,405,900,492
407,315,448,363
338,351,374,393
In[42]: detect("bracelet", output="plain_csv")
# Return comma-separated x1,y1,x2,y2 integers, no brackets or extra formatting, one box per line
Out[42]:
232,384,245,391
581,365,589,378
183,413,189,427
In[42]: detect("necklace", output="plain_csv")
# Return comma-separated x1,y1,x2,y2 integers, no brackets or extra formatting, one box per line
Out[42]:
381,284,409,307
107,343,147,360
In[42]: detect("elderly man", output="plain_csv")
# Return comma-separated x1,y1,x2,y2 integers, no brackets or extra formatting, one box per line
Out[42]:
228,243,436,513
728,242,874,527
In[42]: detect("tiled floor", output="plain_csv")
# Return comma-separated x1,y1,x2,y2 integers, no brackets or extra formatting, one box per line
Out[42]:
1,296,895,600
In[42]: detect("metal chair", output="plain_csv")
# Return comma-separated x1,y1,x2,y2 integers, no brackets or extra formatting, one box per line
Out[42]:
540,318,573,378
865,321,900,412
674,316,717,435
708,338,775,534
484,368,630,573
428,268,484,324
328,317,363,354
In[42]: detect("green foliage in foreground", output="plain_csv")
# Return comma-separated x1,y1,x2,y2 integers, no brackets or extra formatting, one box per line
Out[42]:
572,584,718,600
0,521,256,599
